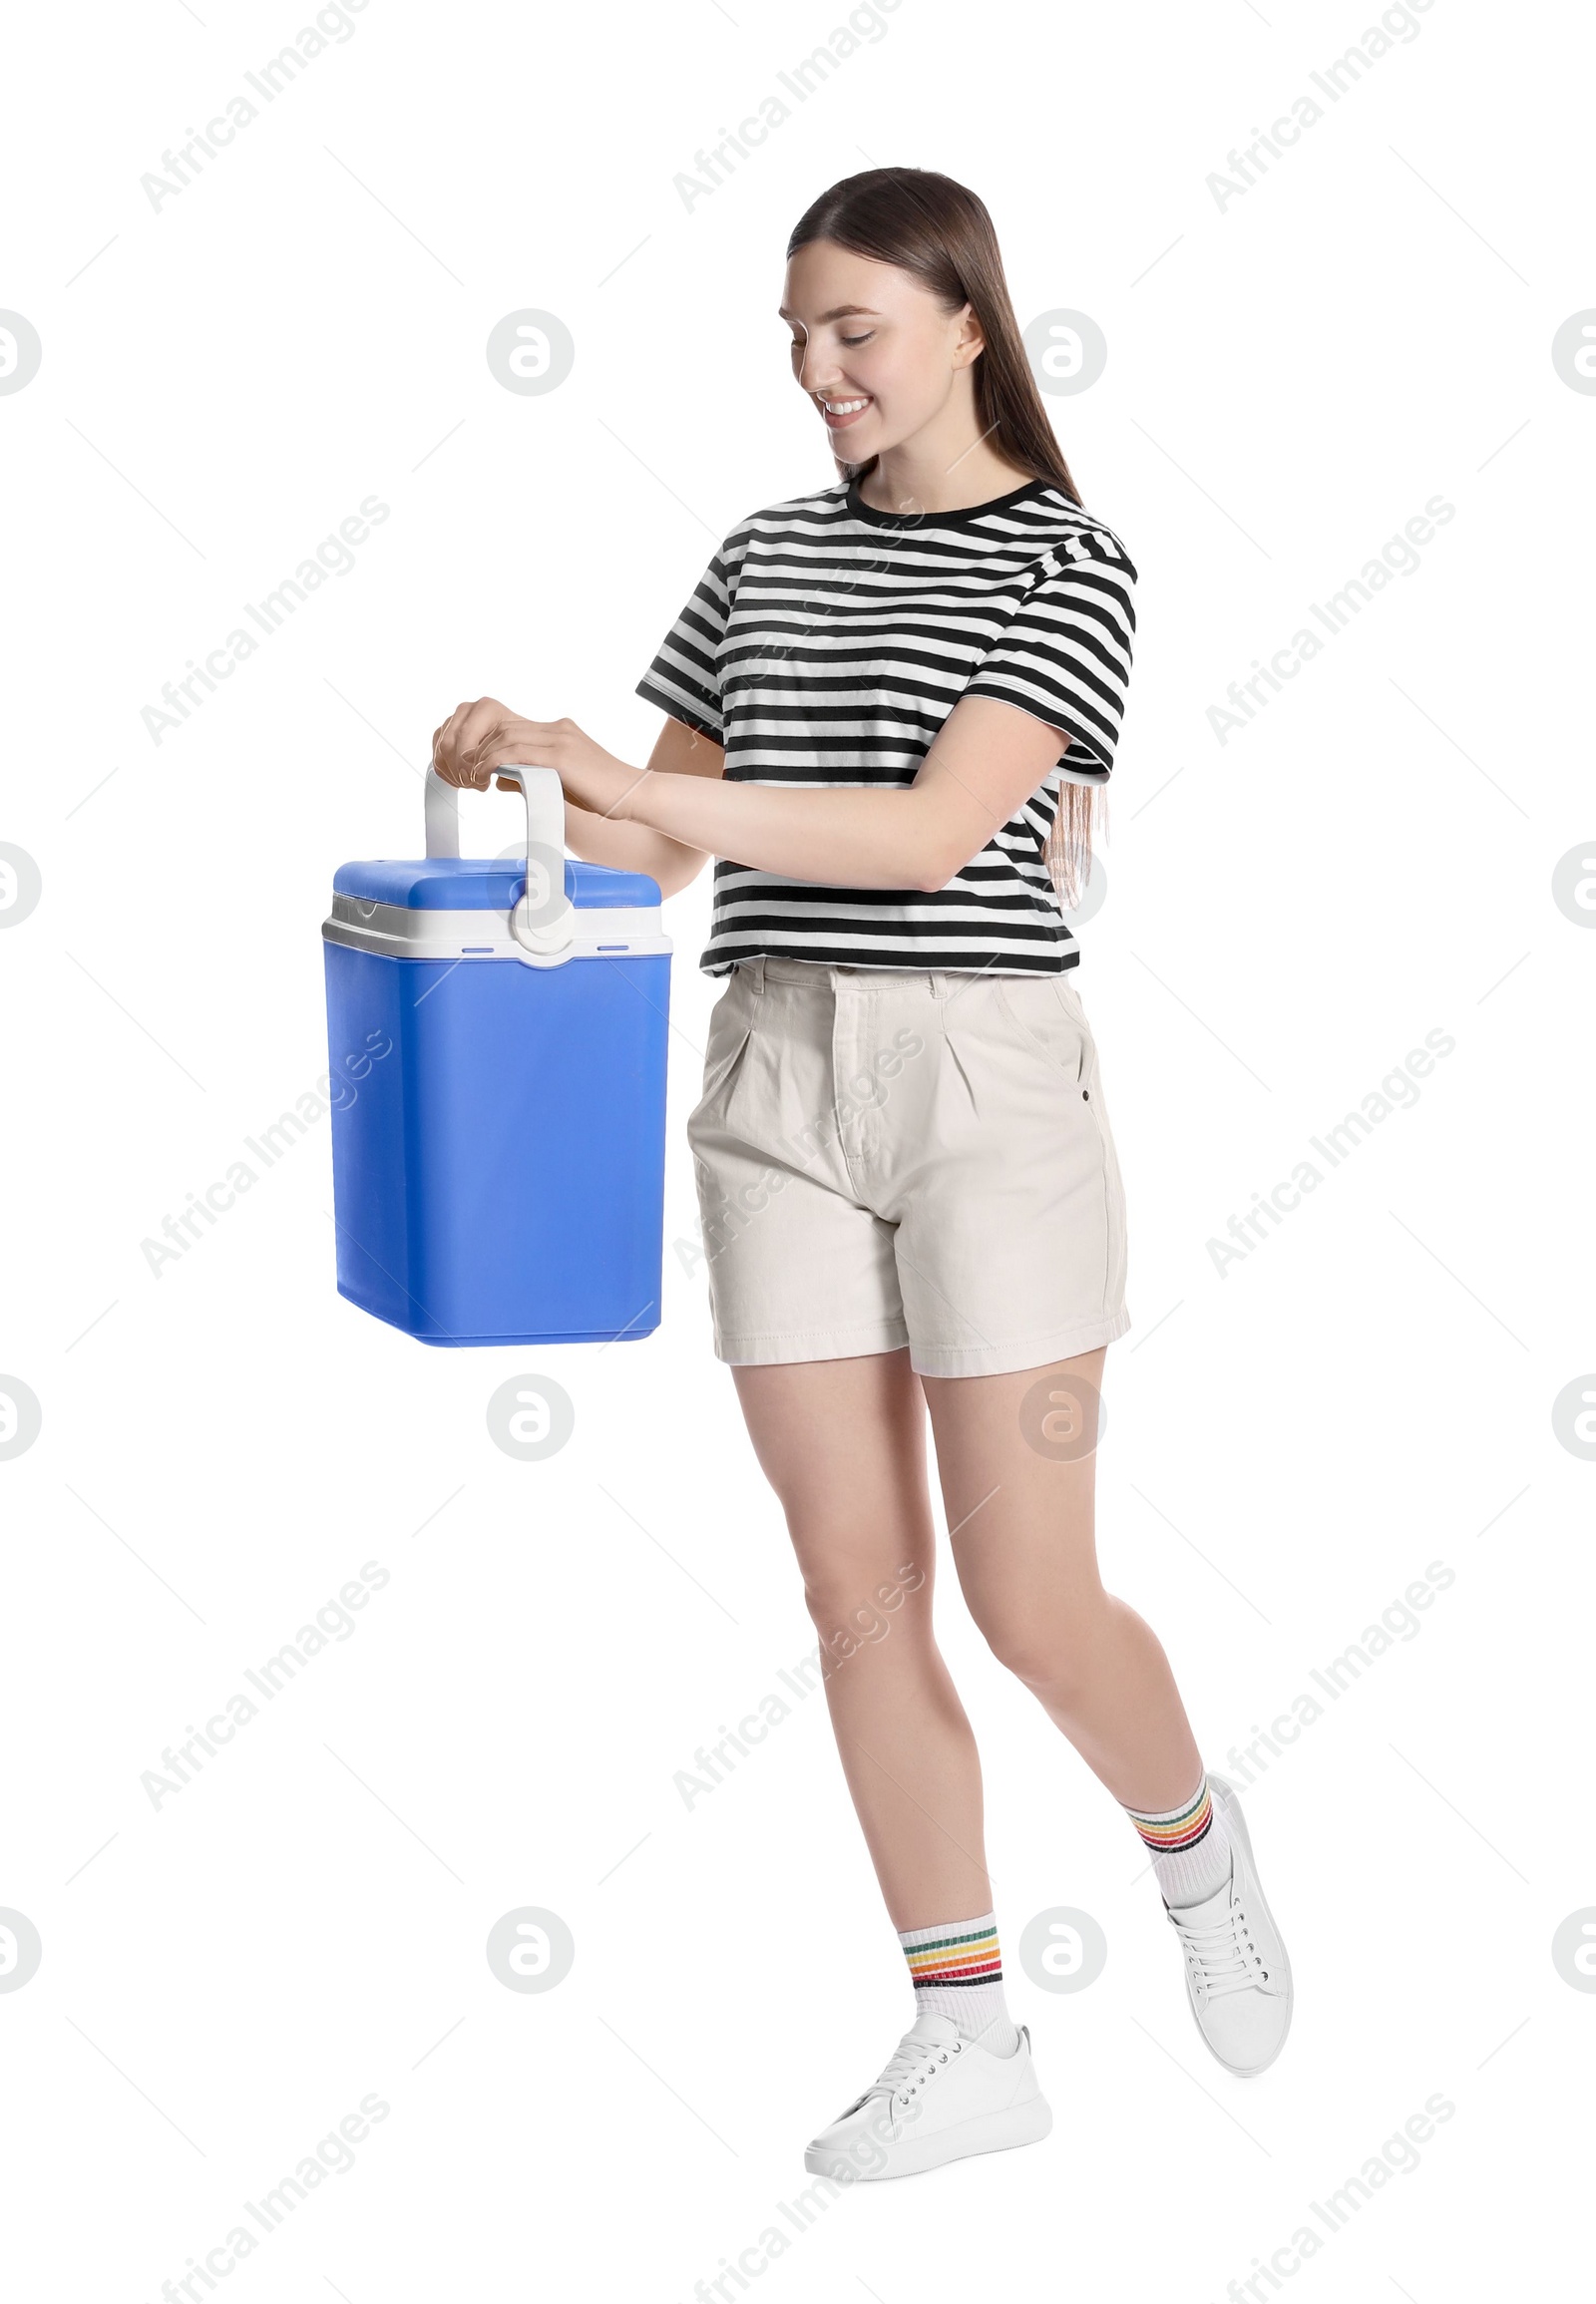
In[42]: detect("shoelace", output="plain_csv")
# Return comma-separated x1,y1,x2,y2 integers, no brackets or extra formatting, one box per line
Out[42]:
867,2031,964,2107
1168,1897,1270,2001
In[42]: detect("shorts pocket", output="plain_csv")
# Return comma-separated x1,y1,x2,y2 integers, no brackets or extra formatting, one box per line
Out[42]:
687,984,756,1134
992,977,1089,1083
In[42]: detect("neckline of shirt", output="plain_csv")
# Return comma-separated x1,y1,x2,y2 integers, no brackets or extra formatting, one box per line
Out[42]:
840,474,1055,528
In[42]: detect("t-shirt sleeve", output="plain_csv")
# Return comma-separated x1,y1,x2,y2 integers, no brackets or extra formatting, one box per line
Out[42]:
634,526,747,746
962,534,1138,782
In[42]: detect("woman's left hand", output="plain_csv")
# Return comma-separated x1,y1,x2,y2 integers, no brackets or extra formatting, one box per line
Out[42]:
430,698,623,812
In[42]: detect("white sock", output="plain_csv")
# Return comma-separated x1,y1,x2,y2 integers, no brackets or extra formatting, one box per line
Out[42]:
897,1912,1020,2056
1125,1773,1233,1908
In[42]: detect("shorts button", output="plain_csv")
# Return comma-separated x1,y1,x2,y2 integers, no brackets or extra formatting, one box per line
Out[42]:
1082,1088,1090,1101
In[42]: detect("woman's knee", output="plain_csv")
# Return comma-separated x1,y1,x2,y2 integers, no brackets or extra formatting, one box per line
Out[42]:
974,1593,1107,1694
798,1551,933,1655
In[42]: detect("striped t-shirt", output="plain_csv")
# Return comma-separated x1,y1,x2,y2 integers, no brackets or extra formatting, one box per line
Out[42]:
634,474,1137,977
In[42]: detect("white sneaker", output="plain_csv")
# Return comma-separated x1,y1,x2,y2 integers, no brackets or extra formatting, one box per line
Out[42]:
1164,1772,1293,2077
803,2011,1051,2181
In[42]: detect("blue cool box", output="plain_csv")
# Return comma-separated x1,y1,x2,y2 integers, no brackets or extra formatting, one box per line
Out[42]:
321,767,671,1346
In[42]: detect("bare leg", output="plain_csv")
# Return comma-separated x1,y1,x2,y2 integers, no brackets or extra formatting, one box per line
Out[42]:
730,1346,992,1928
919,1346,1202,1812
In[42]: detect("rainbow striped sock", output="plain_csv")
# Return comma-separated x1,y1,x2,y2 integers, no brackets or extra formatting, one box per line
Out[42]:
1125,1772,1232,1908
897,1912,1019,2054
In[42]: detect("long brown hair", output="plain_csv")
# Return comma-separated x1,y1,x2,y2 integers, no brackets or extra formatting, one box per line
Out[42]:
787,167,1102,911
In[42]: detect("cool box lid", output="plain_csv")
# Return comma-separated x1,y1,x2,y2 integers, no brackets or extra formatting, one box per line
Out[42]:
332,857,661,911
324,770,671,966
323,854,671,966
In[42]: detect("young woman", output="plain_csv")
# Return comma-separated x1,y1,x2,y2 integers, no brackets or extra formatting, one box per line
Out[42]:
432,167,1292,2180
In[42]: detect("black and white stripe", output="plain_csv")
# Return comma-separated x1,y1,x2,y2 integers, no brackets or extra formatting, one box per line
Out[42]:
635,476,1137,977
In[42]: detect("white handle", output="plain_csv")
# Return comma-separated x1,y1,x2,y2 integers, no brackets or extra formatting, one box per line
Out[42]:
424,765,575,966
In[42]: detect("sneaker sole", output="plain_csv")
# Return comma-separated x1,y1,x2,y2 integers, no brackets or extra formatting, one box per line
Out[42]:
1197,1772,1294,2078
803,2092,1052,2182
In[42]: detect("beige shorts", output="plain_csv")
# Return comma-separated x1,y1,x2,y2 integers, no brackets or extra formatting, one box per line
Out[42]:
684,954,1130,1377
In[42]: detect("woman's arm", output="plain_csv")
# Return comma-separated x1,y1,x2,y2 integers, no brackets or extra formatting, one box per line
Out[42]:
437,696,1073,893
432,700,723,900
561,715,723,898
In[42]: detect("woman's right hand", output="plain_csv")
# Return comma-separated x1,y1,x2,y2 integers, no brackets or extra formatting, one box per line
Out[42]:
430,696,526,793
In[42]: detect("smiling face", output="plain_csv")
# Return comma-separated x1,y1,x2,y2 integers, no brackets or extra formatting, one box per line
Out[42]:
780,237,982,454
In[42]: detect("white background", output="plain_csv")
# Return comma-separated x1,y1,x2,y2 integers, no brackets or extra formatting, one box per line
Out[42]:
1,0,1590,2296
